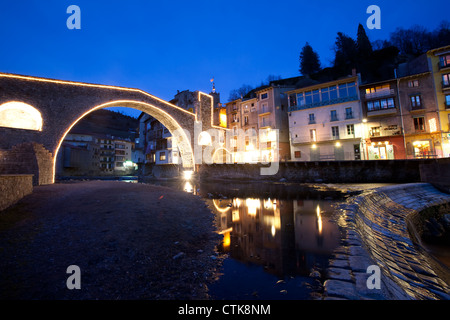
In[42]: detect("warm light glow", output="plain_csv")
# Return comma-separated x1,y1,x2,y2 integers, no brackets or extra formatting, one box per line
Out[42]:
335,142,341,147
219,111,227,128
184,181,194,193
246,198,260,216
53,100,195,184
0,101,43,131
183,170,194,180
311,144,317,149
213,199,232,213
429,118,437,133
222,231,231,248
362,118,368,123
198,131,212,146
316,205,323,235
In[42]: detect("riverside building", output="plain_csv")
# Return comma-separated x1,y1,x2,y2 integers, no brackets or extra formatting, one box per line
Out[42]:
287,75,364,161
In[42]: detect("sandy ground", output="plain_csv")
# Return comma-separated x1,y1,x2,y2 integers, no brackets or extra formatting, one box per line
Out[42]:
0,181,223,300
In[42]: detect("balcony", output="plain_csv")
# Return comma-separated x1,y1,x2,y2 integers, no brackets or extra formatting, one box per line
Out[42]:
330,115,339,122
365,89,395,100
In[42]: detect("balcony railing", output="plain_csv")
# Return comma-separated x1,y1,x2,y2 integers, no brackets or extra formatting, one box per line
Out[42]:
365,89,395,100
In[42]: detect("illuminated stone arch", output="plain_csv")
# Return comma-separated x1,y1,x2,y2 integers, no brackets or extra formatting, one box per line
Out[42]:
0,101,43,131
54,100,195,182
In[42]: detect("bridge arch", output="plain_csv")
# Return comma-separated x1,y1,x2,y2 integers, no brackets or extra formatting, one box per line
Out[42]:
0,72,221,185
54,100,196,183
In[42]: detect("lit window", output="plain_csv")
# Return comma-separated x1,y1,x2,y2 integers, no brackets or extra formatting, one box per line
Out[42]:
0,101,43,131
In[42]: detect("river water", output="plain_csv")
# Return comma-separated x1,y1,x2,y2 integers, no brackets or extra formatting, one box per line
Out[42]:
143,179,348,300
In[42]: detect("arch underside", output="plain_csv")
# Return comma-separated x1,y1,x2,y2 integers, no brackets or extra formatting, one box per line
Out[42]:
54,100,196,182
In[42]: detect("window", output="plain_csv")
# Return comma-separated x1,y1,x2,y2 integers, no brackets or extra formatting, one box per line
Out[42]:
414,117,425,132
410,95,422,109
367,97,395,111
261,93,268,100
446,94,450,108
159,152,166,161
370,127,381,137
330,110,338,121
443,74,450,87
244,115,249,125
408,80,419,87
294,151,301,158
347,124,355,136
308,113,315,124
439,55,450,68
310,129,317,142
331,126,339,139
321,87,330,102
345,107,353,119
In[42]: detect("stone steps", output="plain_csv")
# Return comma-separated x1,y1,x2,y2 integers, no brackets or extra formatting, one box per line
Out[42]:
321,183,450,300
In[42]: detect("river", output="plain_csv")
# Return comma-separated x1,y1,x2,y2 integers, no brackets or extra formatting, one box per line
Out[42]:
143,179,349,300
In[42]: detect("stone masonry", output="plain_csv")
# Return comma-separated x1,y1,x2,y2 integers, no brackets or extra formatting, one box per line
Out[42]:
0,175,33,211
0,73,217,185
321,183,450,300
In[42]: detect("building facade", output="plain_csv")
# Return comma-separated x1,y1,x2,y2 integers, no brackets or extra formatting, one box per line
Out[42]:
288,75,364,161
359,79,405,160
226,79,299,163
428,45,450,158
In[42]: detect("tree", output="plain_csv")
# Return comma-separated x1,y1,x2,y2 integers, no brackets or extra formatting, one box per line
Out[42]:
333,32,358,76
299,42,321,76
228,84,253,101
357,23,373,59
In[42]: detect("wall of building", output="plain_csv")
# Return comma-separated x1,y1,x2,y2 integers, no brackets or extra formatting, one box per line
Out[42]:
0,174,33,211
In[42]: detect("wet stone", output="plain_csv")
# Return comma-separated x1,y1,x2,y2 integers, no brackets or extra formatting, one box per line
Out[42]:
327,268,353,282
323,280,359,300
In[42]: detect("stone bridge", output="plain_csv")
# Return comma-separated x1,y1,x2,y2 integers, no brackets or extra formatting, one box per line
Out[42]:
0,72,219,185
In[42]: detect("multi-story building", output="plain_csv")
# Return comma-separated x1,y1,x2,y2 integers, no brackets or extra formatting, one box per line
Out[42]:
288,75,364,161
427,45,450,158
359,78,404,160
397,65,442,159
139,89,225,168
113,138,134,171
58,132,100,175
226,77,302,163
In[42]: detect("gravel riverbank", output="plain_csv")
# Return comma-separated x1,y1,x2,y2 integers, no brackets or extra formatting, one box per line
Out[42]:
0,181,223,300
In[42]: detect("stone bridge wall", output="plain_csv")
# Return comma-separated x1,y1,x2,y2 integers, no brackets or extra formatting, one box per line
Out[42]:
0,174,33,211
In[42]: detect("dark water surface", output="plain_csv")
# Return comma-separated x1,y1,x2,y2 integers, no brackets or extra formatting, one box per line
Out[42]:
144,179,347,300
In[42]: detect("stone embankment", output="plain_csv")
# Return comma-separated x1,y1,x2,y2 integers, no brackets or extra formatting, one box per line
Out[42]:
321,183,450,300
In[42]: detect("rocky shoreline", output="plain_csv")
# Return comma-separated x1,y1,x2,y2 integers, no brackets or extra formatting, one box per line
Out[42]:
0,181,224,300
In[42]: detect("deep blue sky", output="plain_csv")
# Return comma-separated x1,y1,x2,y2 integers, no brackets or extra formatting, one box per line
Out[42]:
0,0,448,118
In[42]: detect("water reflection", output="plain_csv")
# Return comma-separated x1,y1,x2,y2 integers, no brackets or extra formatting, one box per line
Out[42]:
142,179,344,299
206,196,340,279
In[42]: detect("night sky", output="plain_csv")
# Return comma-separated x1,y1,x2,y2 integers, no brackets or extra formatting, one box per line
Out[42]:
0,0,448,118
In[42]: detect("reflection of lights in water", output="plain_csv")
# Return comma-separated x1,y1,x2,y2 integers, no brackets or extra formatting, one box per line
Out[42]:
246,198,260,216
232,209,240,222
271,225,276,237
184,181,194,193
212,199,231,213
222,231,231,249
233,198,241,208
316,205,323,235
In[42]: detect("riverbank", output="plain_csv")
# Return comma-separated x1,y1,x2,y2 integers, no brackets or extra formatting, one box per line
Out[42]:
0,181,223,300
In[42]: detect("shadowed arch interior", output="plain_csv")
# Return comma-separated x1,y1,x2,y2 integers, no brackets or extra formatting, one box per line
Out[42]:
53,100,195,182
